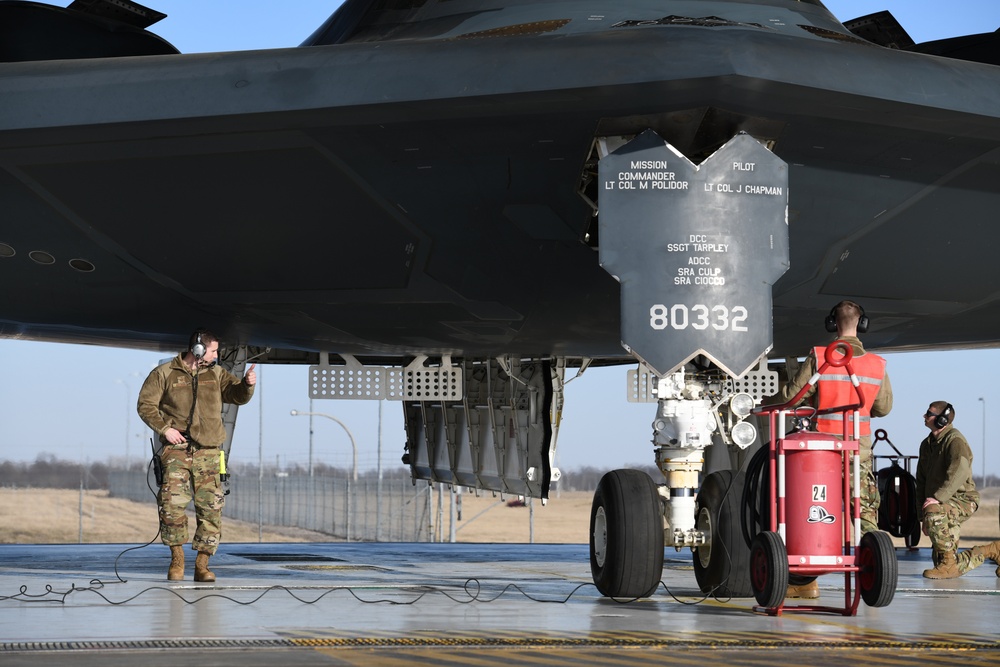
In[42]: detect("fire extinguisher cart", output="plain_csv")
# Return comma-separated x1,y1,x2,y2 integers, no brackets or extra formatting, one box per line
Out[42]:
750,341,897,616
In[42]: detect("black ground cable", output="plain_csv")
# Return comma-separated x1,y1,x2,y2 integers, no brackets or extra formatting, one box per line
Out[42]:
4,441,764,609
1,577,608,607
107,456,166,584
2,574,742,608
0,456,166,601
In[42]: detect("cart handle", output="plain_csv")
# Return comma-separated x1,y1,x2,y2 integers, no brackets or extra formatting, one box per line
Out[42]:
873,428,904,457
755,340,865,416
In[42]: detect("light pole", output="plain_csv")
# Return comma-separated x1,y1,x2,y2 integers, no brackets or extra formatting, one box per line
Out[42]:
114,378,132,468
979,397,986,488
291,410,359,541
290,410,358,482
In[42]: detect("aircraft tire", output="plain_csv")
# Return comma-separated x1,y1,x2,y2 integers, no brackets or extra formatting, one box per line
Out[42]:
589,469,664,598
858,530,897,607
750,531,788,609
694,470,753,597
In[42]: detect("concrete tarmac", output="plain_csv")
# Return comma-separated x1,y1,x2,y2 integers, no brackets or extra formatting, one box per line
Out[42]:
1,541,999,666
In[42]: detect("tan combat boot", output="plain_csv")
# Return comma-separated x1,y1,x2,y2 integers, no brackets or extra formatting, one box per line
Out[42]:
970,540,1000,563
167,545,185,581
923,550,962,579
194,552,216,582
786,579,820,599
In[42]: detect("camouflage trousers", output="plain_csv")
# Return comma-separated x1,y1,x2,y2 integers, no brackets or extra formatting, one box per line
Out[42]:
157,445,225,555
854,452,880,535
925,495,982,574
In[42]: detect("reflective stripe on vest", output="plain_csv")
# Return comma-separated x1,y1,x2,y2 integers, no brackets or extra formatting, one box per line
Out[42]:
812,346,886,437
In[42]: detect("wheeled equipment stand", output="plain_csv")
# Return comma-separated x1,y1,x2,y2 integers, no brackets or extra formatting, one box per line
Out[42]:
873,428,921,549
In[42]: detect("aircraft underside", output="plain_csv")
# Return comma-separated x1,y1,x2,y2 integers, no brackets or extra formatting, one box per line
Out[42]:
3,4,1000,359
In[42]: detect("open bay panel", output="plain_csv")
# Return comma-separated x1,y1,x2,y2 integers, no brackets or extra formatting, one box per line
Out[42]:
597,130,789,377
403,358,554,499
305,352,559,500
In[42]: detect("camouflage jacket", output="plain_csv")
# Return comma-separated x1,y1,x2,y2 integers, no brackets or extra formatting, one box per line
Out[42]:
915,425,980,507
137,354,254,447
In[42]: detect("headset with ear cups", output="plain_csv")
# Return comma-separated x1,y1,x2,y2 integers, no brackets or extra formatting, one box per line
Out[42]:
934,403,954,429
825,302,869,334
191,330,206,360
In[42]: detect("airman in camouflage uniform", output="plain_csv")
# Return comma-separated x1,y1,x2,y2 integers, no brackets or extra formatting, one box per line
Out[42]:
916,401,1000,578
138,329,256,582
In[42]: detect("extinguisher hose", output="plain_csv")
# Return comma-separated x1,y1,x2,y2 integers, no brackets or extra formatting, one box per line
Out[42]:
741,444,770,549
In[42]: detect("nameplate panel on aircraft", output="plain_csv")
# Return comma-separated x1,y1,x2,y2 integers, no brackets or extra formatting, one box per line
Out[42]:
598,130,789,377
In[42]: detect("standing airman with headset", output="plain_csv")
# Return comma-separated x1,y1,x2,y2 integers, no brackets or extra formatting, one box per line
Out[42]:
137,328,257,582
916,401,999,578
777,300,893,598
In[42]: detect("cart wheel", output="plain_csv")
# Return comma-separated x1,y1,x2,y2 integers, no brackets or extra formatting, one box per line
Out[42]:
858,531,897,607
590,469,664,598
750,531,788,608
905,519,921,548
694,470,752,597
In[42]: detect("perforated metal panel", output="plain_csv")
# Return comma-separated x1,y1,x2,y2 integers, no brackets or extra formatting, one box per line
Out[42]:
308,365,386,399
626,359,778,403
730,364,779,402
401,366,462,401
627,366,657,403
385,368,405,401
307,354,463,401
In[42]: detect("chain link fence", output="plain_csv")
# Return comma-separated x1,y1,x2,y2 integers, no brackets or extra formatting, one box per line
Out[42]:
109,471,433,542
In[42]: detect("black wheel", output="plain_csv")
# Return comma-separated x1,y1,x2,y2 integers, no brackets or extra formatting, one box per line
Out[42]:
858,530,897,607
905,519,921,548
750,531,788,608
694,470,753,597
590,469,664,598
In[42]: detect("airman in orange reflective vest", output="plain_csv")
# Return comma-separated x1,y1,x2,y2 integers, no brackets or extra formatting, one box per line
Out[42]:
778,301,892,598
780,301,892,533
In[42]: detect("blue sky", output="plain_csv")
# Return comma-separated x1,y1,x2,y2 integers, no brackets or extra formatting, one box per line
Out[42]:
2,1,999,479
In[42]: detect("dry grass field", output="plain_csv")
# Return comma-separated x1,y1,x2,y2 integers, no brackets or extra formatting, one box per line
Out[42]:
1,486,997,547
0,488,593,544
0,488,332,544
